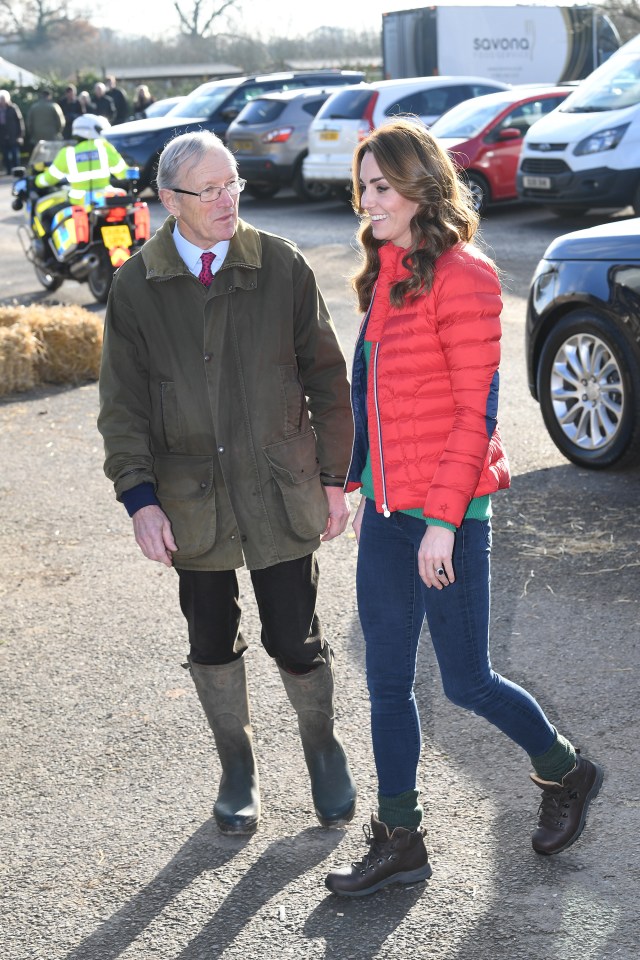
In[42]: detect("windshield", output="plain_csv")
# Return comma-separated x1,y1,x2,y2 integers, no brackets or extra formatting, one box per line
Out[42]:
170,83,238,118
430,98,508,138
562,51,640,113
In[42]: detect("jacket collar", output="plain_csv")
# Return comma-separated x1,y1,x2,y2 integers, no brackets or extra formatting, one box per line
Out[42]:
141,216,263,281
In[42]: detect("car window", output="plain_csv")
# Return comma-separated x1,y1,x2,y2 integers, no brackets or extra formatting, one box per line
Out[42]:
431,98,507,138
224,83,273,114
171,83,238,118
385,85,477,118
316,89,374,120
235,99,287,124
303,98,330,117
472,83,503,97
500,97,567,135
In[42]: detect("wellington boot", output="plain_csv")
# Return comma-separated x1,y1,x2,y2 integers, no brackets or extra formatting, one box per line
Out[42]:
187,656,261,835
278,648,356,827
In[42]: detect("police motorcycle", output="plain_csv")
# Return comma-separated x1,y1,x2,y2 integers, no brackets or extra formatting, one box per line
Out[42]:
11,124,151,303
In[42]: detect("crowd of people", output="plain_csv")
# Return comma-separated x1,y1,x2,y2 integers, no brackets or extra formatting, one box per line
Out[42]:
0,76,158,172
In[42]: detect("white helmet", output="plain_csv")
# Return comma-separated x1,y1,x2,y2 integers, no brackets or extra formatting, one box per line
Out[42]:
72,114,111,140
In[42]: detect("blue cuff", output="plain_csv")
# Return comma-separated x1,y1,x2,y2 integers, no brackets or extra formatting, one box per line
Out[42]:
121,482,159,517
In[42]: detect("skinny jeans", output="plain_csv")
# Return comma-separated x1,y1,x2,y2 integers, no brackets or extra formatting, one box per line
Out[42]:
356,499,556,796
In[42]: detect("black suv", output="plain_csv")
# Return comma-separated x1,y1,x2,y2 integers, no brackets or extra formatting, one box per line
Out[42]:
104,71,365,192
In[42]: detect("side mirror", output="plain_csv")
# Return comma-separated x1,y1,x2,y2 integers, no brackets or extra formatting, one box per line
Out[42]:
497,127,522,141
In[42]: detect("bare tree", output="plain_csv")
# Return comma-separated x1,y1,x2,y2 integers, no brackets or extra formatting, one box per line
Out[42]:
0,0,95,49
173,0,240,39
598,0,640,40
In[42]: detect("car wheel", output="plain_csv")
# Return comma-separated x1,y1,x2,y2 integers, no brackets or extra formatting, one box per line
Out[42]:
292,164,333,203
537,309,640,468
550,206,589,217
245,183,280,200
465,172,490,214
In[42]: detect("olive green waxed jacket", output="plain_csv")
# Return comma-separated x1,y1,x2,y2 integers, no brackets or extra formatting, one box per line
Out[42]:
98,216,353,570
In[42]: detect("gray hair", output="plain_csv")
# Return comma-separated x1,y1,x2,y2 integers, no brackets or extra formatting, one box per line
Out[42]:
156,130,236,191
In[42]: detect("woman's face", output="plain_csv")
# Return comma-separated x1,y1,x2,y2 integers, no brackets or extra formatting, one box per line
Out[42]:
359,151,419,250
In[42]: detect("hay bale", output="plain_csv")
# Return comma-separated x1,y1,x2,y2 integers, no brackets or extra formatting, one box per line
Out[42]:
0,320,42,397
27,305,103,384
0,304,104,396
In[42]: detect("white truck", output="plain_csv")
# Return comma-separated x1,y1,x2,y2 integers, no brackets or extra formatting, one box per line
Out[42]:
382,5,620,85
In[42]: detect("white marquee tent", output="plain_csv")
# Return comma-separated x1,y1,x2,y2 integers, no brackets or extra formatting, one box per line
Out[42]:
0,56,42,86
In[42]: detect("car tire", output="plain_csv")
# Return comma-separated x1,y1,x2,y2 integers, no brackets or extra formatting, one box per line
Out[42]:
537,309,640,469
246,183,280,200
292,163,333,203
466,171,490,214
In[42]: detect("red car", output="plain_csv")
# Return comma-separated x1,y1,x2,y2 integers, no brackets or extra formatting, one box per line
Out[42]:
430,86,571,213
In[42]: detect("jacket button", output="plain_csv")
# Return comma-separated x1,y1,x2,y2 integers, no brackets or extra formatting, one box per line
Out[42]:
204,353,211,362
230,534,236,540
200,481,207,489
241,534,247,542
217,445,225,453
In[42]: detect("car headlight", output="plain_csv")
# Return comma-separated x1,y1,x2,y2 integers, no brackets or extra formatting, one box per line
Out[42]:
573,123,629,156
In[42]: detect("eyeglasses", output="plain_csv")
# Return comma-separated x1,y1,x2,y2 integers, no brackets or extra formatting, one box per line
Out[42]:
170,178,246,203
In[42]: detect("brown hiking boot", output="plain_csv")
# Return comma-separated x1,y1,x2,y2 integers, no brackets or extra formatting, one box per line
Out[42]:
325,814,432,897
531,752,604,855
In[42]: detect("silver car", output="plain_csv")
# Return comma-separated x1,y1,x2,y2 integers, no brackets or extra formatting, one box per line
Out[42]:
227,88,336,201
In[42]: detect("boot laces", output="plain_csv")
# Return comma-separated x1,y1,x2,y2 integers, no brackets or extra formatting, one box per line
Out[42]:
352,823,397,874
537,784,579,828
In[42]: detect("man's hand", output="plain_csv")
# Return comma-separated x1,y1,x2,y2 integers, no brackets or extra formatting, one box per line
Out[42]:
132,505,177,567
321,486,350,542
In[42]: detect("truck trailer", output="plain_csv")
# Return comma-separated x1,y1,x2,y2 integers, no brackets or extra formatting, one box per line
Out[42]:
382,5,620,85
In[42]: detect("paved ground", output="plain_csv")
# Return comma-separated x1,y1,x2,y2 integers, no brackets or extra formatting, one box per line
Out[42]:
1,180,639,959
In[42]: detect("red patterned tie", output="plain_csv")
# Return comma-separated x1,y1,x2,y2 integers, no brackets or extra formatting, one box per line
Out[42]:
198,251,216,287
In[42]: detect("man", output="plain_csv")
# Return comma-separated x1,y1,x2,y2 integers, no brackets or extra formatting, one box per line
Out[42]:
0,89,24,174
93,82,116,123
58,84,84,138
97,130,357,836
26,89,64,147
34,114,128,252
106,75,130,124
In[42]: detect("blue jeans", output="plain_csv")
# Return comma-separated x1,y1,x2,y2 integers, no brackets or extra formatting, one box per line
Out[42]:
356,499,556,797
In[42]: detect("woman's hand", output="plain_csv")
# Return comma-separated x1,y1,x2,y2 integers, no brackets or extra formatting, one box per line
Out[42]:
352,497,366,543
418,524,455,589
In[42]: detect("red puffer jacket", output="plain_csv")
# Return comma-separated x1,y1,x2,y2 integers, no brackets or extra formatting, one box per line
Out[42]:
346,241,511,527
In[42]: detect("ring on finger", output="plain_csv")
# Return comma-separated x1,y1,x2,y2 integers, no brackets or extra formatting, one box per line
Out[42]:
436,566,445,576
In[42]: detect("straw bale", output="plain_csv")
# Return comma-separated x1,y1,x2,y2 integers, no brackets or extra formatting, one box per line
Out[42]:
27,305,103,384
0,320,42,397
0,304,104,396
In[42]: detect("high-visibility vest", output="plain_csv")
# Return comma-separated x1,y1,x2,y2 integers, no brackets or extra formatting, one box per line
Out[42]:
35,138,128,205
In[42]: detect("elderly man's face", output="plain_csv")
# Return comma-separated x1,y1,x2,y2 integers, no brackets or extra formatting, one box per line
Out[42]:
160,148,240,250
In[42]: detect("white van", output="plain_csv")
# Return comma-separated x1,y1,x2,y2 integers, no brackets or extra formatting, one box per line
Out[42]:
517,34,640,215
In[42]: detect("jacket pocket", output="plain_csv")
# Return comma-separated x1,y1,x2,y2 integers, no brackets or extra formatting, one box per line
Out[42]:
154,453,216,559
263,432,328,541
160,381,183,452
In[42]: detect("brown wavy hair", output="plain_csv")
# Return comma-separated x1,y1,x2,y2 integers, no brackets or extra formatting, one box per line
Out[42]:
351,118,479,311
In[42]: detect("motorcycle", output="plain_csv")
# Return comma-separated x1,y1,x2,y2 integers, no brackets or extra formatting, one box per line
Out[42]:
11,140,151,303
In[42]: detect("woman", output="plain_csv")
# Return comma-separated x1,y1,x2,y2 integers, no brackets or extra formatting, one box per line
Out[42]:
133,84,155,119
325,119,603,898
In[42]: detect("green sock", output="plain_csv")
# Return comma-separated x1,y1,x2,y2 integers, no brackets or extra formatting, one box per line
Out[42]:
530,729,577,783
377,788,423,831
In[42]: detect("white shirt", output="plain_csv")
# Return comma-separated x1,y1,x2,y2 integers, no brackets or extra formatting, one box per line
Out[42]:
172,222,230,278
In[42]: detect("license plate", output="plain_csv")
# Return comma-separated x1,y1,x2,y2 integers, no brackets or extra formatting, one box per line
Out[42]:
523,175,551,189
232,139,253,151
101,224,132,247
319,130,339,141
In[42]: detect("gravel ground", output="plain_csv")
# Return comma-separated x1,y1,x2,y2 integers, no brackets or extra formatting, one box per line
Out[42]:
1,231,639,959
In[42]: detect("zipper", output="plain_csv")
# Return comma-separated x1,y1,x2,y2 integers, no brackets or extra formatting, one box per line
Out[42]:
372,342,390,517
